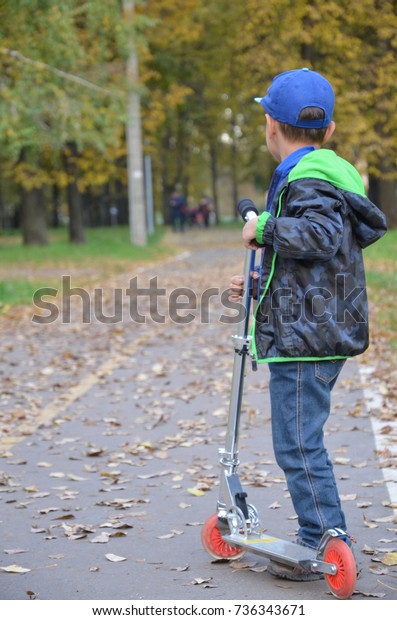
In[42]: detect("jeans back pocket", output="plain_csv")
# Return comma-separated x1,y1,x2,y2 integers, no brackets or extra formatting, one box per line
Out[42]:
315,359,346,385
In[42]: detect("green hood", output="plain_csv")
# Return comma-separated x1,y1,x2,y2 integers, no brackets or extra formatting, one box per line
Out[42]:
286,148,386,249
288,149,366,196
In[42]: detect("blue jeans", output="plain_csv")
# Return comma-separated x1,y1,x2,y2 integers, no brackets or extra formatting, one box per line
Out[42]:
268,360,347,548
171,208,185,232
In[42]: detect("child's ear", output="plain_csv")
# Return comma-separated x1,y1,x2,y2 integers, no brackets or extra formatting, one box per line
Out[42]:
323,121,336,143
265,114,278,136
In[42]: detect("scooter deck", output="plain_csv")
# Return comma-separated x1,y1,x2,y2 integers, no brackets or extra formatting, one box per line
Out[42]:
222,532,335,574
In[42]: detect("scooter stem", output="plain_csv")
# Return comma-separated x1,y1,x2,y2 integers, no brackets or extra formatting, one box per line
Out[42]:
217,201,258,520
221,247,256,468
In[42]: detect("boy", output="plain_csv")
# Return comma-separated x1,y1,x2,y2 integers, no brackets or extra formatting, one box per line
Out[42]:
230,68,387,580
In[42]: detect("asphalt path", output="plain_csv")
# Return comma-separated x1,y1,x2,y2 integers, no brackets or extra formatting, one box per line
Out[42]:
0,229,396,603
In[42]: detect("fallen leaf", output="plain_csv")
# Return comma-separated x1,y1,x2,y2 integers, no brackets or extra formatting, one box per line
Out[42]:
152,363,166,376
24,485,39,493
230,560,257,570
363,514,378,529
30,526,47,534
41,367,54,376
250,565,268,573
212,408,227,418
62,523,95,540
86,448,105,457
369,566,389,575
187,487,205,497
0,564,31,574
105,554,126,562
110,531,126,538
137,470,175,480
38,507,59,515
91,533,110,544
379,552,397,566
372,515,396,524
353,590,385,598
362,545,375,554
4,549,28,555
334,457,351,465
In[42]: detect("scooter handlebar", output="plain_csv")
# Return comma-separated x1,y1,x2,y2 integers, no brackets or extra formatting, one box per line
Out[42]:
237,198,258,222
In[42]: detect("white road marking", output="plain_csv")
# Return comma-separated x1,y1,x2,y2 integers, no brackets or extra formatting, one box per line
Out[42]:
359,365,397,506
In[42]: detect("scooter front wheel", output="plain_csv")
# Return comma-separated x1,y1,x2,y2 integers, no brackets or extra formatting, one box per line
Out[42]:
201,514,245,560
323,538,356,599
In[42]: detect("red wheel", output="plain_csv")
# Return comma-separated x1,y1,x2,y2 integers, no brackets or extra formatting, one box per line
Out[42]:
323,538,356,599
201,514,245,560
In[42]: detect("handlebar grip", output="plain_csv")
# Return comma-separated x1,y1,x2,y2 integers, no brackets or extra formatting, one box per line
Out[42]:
237,198,258,222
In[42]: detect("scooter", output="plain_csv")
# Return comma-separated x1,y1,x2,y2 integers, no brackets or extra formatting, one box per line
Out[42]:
201,199,357,600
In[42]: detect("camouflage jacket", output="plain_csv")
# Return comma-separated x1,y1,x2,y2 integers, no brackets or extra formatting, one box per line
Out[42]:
252,149,387,363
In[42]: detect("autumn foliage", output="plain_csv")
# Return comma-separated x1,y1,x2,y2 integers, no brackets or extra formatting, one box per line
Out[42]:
0,0,396,242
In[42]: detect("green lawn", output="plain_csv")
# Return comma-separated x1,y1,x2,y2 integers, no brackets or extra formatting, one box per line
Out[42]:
0,225,176,310
0,225,170,266
364,228,397,349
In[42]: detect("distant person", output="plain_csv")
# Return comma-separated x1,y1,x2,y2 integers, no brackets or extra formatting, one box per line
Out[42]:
197,196,213,228
169,190,186,232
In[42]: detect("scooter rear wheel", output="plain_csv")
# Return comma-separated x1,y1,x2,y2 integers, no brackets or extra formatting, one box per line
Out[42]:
201,514,245,560
323,538,356,599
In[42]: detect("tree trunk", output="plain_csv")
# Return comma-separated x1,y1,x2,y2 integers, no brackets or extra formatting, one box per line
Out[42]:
230,127,239,218
176,108,190,201
209,141,220,223
51,184,61,228
368,174,397,229
0,181,5,230
161,129,174,225
115,176,129,225
63,142,85,244
21,186,48,245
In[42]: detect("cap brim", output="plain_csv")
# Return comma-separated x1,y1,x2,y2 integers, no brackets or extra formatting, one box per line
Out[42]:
254,97,263,103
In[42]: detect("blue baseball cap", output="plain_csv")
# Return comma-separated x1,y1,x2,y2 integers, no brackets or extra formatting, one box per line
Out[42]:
255,68,334,128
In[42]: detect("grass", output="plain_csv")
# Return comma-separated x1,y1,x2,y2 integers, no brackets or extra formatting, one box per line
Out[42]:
0,225,171,265
363,228,397,349
0,225,177,310
0,280,42,308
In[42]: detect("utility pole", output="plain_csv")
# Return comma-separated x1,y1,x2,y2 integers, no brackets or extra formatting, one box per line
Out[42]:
123,0,147,246
144,154,155,235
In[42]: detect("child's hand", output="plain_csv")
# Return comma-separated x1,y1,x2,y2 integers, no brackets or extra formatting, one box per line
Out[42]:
229,275,245,301
228,272,260,301
242,217,261,249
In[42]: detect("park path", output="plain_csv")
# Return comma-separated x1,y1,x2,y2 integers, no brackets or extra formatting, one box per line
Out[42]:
0,228,396,601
